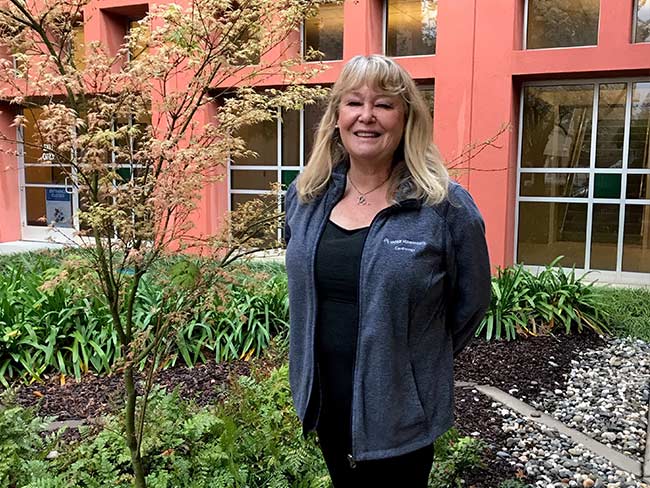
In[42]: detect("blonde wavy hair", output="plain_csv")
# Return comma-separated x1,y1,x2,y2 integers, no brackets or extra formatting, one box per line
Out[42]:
296,54,448,205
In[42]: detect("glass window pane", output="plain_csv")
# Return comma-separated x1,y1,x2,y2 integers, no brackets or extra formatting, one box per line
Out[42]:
622,204,650,272
281,170,299,187
595,84,626,168
518,202,586,267
626,174,650,199
304,101,326,164
304,4,344,61
521,85,594,169
629,82,650,169
418,85,435,119
635,0,650,43
519,172,589,198
231,193,264,212
526,0,599,49
25,165,72,185
593,173,622,199
25,187,73,228
386,0,438,57
590,204,620,271
281,110,300,166
234,119,277,166
231,170,276,190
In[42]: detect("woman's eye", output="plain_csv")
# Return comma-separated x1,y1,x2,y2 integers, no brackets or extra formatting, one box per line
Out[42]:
376,103,392,109
346,101,362,106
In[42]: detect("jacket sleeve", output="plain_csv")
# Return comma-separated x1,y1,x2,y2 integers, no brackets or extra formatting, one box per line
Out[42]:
445,184,492,356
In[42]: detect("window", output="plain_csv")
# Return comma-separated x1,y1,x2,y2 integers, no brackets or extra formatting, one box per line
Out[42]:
517,81,650,277
127,19,149,62
229,103,326,211
303,3,344,61
385,0,438,57
525,0,599,49
634,0,650,43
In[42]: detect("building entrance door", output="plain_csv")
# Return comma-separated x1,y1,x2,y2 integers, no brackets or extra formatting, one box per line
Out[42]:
18,108,79,242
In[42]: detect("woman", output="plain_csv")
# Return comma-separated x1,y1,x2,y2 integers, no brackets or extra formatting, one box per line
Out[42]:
284,55,491,487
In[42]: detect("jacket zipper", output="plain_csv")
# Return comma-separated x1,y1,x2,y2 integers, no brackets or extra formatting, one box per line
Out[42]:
348,204,398,468
305,183,347,434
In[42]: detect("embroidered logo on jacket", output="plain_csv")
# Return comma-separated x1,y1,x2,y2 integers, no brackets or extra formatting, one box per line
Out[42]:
383,238,426,253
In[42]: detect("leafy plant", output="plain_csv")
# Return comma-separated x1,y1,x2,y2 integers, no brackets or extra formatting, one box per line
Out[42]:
0,256,290,386
476,257,610,341
498,479,529,488
7,367,329,488
0,392,55,488
429,429,485,488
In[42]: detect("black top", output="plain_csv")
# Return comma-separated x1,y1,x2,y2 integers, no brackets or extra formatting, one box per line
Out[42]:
311,219,369,447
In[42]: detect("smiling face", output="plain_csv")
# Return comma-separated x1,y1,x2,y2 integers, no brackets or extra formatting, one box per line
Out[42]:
337,84,407,168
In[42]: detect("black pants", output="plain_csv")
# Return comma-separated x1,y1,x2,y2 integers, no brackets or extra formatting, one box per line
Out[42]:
316,426,434,488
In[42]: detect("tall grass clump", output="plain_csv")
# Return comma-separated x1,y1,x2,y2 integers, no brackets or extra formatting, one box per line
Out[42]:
476,257,610,341
0,252,289,387
591,286,650,341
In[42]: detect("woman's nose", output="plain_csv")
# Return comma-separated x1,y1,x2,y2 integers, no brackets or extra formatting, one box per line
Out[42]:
358,103,375,123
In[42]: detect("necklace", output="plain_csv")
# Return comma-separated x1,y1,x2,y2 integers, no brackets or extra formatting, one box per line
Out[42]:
347,174,390,206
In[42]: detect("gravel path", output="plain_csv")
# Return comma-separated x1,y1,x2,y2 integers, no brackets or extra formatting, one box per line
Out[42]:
497,405,647,488
531,338,650,462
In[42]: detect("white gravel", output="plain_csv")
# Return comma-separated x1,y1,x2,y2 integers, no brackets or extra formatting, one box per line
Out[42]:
497,405,648,488
530,338,650,461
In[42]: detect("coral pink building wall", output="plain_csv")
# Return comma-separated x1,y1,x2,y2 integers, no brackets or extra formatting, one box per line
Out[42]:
1,0,649,273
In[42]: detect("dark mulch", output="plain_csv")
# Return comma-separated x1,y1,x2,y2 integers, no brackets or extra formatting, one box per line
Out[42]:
455,332,606,403
12,360,252,421
7,332,607,487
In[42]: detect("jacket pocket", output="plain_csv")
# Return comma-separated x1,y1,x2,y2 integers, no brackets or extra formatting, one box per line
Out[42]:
405,359,428,428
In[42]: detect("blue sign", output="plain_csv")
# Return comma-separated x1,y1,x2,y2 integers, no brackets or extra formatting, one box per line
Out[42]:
45,188,71,202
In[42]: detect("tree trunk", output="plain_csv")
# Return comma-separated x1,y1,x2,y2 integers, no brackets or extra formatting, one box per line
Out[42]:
124,365,147,488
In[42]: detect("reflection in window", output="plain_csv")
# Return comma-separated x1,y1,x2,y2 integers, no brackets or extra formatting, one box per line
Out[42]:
304,3,344,61
518,202,587,268
629,82,650,170
595,84,626,169
635,0,650,43
230,104,326,212
518,80,650,276
521,85,593,169
526,0,599,49
386,0,438,57
590,204,620,271
623,205,650,273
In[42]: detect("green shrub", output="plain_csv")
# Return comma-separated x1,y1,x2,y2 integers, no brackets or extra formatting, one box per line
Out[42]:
0,393,55,488
498,480,528,488
429,429,485,488
592,286,650,341
10,366,329,488
476,258,610,341
0,253,289,386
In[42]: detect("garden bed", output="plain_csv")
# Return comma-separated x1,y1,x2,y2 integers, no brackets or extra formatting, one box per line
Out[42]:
9,331,606,487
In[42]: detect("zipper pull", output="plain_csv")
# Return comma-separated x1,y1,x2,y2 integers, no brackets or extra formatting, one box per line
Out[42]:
347,454,357,469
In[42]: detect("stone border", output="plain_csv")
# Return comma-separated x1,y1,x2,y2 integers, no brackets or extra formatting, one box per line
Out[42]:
457,381,650,483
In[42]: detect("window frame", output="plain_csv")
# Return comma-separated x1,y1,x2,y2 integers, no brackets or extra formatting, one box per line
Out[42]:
523,0,600,51
301,3,344,62
382,0,438,58
515,77,650,285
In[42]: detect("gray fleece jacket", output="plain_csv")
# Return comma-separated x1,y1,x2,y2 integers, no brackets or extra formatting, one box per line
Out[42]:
284,163,491,463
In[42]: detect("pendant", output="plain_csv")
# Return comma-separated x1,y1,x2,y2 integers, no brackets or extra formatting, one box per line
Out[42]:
357,195,367,205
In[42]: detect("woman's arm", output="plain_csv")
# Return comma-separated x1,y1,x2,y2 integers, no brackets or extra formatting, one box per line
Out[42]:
445,184,492,356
